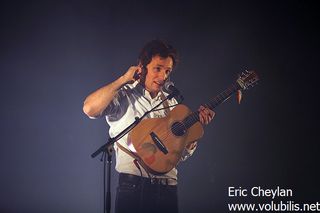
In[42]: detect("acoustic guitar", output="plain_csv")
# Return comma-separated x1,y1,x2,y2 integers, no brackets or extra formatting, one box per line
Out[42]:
127,70,259,175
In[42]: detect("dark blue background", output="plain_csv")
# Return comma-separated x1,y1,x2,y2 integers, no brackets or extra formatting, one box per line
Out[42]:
1,0,319,212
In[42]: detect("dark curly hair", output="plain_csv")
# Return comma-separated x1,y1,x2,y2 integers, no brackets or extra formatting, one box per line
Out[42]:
137,39,178,84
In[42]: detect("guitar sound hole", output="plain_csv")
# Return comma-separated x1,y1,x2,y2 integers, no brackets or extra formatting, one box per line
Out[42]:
171,122,187,136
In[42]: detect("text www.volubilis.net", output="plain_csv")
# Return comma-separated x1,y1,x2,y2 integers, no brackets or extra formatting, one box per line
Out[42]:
228,201,320,212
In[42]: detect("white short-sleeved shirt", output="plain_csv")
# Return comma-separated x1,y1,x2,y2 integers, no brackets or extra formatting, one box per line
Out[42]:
103,81,196,180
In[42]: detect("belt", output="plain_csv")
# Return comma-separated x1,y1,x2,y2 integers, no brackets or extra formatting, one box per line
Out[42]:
119,173,177,186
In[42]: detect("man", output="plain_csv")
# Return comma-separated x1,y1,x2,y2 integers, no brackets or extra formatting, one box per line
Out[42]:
83,39,214,213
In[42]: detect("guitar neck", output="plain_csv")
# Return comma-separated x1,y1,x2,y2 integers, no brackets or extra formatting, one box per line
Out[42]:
183,83,241,129
207,83,241,109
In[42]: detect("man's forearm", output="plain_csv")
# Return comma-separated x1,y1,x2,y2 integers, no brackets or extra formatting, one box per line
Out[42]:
83,76,127,118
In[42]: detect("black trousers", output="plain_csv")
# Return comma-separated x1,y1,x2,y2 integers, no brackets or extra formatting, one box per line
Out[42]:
115,173,179,213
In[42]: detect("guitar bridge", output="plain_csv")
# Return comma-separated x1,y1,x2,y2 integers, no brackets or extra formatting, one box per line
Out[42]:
150,132,168,154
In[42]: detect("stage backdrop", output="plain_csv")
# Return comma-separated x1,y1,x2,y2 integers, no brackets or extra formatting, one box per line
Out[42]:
1,1,319,212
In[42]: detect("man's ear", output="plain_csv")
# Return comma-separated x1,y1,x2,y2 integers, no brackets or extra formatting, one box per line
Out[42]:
139,63,147,86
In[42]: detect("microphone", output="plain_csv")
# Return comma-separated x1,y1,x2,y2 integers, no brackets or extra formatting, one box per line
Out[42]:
163,81,184,102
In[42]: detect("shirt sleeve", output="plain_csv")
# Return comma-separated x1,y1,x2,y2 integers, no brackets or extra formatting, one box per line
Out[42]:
101,87,129,121
180,141,198,161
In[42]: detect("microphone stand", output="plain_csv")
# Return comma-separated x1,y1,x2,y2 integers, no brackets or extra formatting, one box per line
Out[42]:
91,89,181,213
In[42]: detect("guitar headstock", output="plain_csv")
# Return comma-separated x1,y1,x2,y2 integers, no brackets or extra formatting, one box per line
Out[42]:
236,70,259,90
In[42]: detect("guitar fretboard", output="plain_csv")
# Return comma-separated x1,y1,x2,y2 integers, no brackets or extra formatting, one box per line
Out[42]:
182,83,241,129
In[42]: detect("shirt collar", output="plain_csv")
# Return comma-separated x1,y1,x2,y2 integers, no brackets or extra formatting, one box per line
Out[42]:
132,81,162,101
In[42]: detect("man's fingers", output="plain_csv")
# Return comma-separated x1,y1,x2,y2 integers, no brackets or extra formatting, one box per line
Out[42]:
198,105,215,125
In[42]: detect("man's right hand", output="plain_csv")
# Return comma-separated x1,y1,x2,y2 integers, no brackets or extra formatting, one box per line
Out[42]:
122,66,142,84
83,65,142,118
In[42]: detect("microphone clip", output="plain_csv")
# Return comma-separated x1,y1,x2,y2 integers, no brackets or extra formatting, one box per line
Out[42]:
164,81,184,103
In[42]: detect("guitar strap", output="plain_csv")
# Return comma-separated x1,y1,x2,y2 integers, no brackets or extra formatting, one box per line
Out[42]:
116,142,151,178
115,91,171,178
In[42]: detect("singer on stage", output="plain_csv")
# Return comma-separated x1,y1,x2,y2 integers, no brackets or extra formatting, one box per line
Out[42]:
83,39,215,213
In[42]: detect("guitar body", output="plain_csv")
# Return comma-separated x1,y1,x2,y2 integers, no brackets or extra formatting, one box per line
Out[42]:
127,104,204,175
126,70,259,175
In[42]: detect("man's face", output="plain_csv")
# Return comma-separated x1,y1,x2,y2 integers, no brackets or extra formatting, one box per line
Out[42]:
144,55,173,98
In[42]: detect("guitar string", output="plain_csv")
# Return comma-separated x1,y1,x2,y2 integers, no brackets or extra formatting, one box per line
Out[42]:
155,72,258,141
135,83,240,155
135,74,257,168
129,83,243,173
152,83,239,142
151,83,240,149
